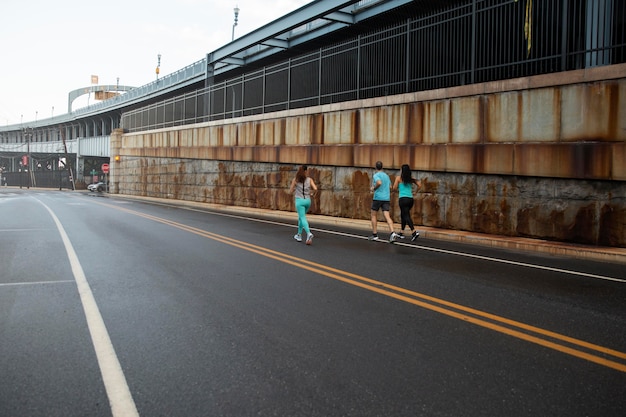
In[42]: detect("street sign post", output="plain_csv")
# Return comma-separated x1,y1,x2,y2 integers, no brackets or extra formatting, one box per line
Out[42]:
101,163,110,192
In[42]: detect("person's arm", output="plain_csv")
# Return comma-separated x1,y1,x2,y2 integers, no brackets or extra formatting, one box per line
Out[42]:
289,178,296,194
309,178,318,193
370,178,382,193
392,176,400,192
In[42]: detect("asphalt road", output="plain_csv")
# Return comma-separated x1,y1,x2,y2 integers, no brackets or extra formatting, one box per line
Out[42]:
1,188,625,417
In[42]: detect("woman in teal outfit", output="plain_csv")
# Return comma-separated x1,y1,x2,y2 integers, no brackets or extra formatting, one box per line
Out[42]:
290,165,318,245
392,164,421,241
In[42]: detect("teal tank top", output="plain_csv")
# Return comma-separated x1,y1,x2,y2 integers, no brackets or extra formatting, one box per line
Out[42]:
398,181,413,198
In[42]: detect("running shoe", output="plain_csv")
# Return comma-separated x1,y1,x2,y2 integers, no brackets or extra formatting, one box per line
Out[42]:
368,235,379,241
306,233,314,245
411,231,420,241
389,232,399,243
294,234,302,242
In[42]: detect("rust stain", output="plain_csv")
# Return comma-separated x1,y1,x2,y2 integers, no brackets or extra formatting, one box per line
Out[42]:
568,204,596,245
422,195,443,228
351,170,371,191
607,82,620,140
114,76,626,247
599,204,625,246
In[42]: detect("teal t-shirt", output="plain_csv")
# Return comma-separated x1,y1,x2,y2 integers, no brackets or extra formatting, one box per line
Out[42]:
373,171,391,201
398,181,414,198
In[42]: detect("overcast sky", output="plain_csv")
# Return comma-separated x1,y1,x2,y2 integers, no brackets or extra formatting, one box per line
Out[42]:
0,0,311,127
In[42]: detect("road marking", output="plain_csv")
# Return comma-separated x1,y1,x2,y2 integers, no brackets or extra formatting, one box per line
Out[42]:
399,243,626,283
36,199,139,417
101,202,626,373
0,280,74,287
0,228,50,232
128,199,626,283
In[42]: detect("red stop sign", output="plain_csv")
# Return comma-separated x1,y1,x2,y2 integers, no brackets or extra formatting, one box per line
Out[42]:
102,163,109,174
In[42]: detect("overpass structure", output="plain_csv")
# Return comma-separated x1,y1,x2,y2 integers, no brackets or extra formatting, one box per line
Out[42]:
0,0,624,247
67,85,136,113
0,0,408,183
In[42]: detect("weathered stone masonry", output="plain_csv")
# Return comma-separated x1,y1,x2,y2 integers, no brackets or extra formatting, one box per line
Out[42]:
110,65,626,247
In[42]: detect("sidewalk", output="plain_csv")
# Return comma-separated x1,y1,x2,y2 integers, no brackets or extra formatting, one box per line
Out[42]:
116,195,626,266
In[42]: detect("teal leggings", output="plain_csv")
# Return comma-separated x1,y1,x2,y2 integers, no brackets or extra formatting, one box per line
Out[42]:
295,198,312,235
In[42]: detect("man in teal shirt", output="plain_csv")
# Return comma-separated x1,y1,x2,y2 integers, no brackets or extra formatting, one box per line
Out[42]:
369,161,398,242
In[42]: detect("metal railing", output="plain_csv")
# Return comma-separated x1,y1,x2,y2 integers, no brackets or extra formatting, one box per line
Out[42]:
122,0,626,132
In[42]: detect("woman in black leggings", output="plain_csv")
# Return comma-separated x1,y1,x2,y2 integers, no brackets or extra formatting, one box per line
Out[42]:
392,164,422,241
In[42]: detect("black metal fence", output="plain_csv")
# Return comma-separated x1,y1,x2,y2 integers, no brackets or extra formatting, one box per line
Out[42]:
122,0,626,132
3,170,73,189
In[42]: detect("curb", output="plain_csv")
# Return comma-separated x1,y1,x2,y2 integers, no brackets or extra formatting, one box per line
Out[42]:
107,194,626,266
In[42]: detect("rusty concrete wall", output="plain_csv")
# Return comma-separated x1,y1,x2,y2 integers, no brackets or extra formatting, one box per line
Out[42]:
110,64,626,247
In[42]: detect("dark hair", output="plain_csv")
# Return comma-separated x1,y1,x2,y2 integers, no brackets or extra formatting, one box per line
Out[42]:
296,165,308,183
401,164,415,184
375,161,383,170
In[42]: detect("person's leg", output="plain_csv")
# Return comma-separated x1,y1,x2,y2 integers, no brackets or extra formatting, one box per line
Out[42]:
379,201,394,234
383,209,399,243
383,210,395,233
407,197,420,240
370,210,378,234
404,197,415,231
299,199,313,244
399,198,410,231
296,198,311,235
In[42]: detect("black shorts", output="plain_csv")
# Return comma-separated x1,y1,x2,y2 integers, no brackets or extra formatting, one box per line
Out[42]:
371,200,391,212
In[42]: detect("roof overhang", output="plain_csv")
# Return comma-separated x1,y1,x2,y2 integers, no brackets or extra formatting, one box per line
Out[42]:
207,0,414,76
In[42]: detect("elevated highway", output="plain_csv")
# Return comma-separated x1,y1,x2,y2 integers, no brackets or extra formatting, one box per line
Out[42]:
0,0,406,183
0,0,405,143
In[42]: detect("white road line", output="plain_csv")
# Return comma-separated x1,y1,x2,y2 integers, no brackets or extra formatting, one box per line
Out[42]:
164,203,626,284
37,199,139,417
403,243,626,283
0,228,50,232
0,280,74,287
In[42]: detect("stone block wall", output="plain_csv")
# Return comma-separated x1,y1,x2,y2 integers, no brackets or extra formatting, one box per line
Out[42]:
110,64,626,247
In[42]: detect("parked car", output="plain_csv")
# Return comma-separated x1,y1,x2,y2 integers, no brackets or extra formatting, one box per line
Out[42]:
87,182,106,192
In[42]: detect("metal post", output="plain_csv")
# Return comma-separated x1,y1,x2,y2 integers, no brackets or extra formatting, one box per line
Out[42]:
232,6,240,41
470,0,476,84
156,54,161,82
27,128,31,189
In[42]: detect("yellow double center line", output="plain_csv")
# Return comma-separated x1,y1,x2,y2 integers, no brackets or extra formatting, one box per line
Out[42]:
106,202,626,373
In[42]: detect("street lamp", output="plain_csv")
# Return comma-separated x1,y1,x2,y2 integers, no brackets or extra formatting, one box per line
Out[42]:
232,6,240,41
156,54,161,82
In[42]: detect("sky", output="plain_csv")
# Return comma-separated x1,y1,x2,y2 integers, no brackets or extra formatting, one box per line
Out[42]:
0,0,312,127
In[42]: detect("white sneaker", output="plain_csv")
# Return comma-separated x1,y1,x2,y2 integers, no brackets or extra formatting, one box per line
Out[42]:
389,232,398,243
306,233,314,245
294,234,302,242
368,235,379,241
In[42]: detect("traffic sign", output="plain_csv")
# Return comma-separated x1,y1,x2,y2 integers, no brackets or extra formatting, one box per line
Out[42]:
102,163,109,174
